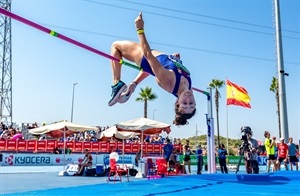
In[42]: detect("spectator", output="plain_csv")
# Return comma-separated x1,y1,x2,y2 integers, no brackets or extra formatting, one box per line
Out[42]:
73,149,93,176
196,144,203,175
65,147,72,154
288,137,299,171
162,139,173,168
250,148,259,174
218,144,228,174
169,148,186,174
53,147,61,154
172,138,177,145
244,132,259,174
177,138,182,145
183,140,192,174
135,149,141,167
276,137,289,171
144,135,150,143
264,131,277,172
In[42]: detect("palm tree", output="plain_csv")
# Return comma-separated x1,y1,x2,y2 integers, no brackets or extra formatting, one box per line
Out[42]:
209,79,225,147
270,77,281,138
136,86,157,118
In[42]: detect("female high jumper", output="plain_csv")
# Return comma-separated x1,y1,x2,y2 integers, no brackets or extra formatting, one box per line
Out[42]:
108,12,196,126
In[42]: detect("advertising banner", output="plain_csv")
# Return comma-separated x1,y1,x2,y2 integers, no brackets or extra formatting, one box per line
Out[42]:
178,155,269,166
2,153,52,166
16,140,27,151
52,154,84,165
1,153,136,166
98,154,135,165
3,153,286,167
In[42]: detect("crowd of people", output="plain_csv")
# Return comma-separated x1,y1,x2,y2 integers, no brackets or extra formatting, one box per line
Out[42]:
0,122,24,140
1,121,299,173
264,131,299,171
214,127,299,175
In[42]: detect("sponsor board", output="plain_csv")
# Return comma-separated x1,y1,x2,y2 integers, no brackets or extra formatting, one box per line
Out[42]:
178,155,269,166
3,154,52,166
2,153,278,167
99,154,135,165
65,164,79,175
1,153,135,166
52,154,84,165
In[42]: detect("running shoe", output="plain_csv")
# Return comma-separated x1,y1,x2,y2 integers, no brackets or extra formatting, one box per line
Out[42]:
108,80,127,106
118,82,137,103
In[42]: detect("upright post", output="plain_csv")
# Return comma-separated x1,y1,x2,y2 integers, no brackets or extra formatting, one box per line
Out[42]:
274,0,289,142
206,88,216,173
71,82,78,122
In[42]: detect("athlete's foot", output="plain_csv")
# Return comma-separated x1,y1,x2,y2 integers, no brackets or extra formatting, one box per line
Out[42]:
118,82,137,103
108,80,127,106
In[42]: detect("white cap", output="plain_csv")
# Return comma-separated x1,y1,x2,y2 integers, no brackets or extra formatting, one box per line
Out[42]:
280,137,284,141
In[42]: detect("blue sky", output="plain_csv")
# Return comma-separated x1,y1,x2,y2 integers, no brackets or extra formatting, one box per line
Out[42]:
9,0,299,143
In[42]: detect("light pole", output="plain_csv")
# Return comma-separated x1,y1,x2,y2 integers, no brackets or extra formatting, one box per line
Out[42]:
71,82,78,122
152,109,157,120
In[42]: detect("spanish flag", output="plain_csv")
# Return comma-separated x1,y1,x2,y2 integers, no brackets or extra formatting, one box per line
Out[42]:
226,80,251,108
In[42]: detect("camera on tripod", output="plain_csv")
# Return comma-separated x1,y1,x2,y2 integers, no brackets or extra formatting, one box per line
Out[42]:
236,126,259,174
240,126,252,142
240,126,252,152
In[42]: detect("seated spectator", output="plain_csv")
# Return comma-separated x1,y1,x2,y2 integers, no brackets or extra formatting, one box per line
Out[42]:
53,147,61,154
173,138,177,145
73,149,93,176
144,135,150,143
169,149,186,174
65,147,72,154
153,135,161,143
150,135,155,143
135,149,141,167
177,138,182,145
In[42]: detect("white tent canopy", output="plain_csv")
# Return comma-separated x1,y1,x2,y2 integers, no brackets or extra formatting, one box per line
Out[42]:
116,117,171,135
29,121,99,138
99,126,139,141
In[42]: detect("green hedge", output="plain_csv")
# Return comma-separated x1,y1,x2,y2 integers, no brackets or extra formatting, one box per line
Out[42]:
178,155,245,165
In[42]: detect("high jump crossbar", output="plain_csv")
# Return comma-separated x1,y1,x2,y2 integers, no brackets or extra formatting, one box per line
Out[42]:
0,8,210,96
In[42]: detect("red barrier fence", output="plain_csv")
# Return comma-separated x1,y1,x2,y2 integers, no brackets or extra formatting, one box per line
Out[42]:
0,140,182,154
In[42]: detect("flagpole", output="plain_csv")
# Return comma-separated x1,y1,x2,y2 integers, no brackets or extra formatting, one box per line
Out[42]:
226,78,229,153
226,106,229,153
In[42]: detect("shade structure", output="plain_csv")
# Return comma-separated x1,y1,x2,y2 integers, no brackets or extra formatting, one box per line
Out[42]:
29,121,99,138
115,117,171,135
29,121,98,175
99,126,140,141
115,117,171,178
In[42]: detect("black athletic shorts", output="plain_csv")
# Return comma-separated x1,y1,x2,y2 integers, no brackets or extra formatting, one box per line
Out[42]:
268,155,276,160
289,156,299,162
277,157,287,163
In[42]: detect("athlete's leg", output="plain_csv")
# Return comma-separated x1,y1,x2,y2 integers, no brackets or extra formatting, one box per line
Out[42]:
111,40,150,104
290,161,293,171
108,41,144,106
188,160,191,174
275,160,280,171
267,159,271,173
110,40,143,84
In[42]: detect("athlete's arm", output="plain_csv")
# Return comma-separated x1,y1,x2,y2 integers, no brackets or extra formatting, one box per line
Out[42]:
135,12,168,79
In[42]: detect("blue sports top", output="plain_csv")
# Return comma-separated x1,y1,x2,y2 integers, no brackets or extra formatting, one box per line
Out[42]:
140,54,192,97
